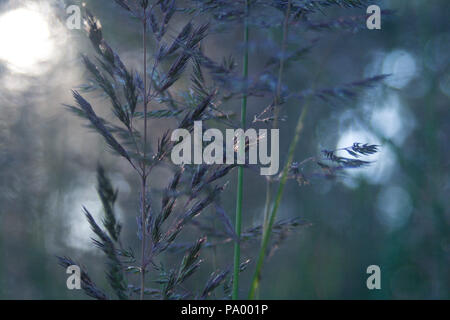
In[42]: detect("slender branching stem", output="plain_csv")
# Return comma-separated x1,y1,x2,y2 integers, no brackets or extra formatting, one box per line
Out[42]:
262,0,291,247
259,0,291,299
140,9,148,301
251,12,336,298
232,0,249,301
249,104,309,299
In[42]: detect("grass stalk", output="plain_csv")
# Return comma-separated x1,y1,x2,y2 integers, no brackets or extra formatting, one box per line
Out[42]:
250,25,337,299
262,0,291,248
232,0,250,300
249,104,309,299
140,9,148,301
258,0,291,300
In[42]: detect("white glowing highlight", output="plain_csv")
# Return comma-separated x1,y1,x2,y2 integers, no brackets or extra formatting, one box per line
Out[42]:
0,8,54,73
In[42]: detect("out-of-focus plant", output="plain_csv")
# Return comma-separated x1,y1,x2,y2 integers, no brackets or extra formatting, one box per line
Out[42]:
58,0,384,300
188,0,385,298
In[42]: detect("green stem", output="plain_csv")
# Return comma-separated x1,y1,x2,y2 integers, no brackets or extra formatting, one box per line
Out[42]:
258,0,291,300
250,19,336,298
249,104,309,299
262,0,291,248
232,0,249,301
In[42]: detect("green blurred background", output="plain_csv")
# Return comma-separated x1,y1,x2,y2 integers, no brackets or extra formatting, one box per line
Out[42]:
0,0,448,299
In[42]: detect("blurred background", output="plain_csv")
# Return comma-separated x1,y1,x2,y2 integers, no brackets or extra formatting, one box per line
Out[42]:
0,0,448,299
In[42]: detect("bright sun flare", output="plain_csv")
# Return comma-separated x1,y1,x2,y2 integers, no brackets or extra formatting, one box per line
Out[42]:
0,7,54,73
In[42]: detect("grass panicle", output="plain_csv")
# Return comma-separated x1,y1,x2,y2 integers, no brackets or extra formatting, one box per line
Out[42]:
59,0,385,300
